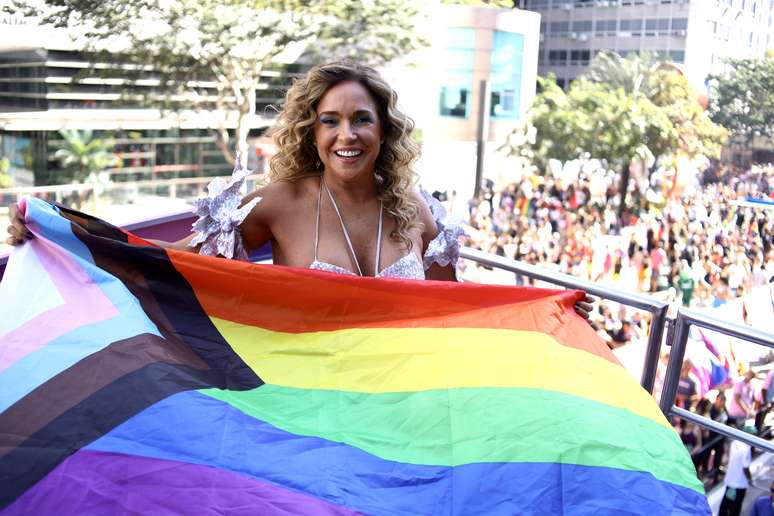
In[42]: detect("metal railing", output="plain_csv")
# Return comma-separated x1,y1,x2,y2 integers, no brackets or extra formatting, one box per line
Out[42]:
659,308,774,452
0,174,263,205
460,247,669,393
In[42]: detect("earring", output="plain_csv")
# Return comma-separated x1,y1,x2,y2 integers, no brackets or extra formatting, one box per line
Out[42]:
315,159,322,169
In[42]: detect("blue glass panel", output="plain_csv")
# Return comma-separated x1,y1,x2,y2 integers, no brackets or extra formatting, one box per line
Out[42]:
490,31,524,119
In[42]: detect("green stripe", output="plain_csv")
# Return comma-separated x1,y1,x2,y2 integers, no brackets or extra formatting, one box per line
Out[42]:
201,385,702,493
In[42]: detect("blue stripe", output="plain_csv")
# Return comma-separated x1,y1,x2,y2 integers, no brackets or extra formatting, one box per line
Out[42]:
0,200,160,411
87,391,710,515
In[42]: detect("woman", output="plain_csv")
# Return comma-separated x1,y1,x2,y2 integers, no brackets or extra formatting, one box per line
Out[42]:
6,62,593,313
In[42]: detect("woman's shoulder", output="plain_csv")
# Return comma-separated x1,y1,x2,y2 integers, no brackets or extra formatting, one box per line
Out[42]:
244,175,319,214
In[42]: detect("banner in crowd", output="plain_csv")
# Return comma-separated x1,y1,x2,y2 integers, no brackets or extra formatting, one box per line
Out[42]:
0,198,709,514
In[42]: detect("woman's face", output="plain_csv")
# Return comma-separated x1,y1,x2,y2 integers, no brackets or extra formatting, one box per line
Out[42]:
314,80,383,183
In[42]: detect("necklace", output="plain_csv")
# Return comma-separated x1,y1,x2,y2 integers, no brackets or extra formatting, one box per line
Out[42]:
322,179,383,277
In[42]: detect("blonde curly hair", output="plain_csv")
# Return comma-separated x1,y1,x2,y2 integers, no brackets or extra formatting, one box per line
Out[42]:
269,61,421,251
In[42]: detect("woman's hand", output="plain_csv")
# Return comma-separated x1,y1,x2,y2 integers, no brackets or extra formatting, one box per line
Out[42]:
5,203,32,246
574,293,595,320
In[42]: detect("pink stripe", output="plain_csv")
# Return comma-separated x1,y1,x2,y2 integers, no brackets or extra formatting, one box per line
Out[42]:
0,233,118,372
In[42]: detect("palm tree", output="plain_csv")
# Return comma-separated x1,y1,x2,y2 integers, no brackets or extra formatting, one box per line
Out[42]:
52,129,120,184
581,51,660,98
580,51,666,227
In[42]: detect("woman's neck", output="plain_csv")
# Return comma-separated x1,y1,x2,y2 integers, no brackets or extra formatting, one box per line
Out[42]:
322,171,378,204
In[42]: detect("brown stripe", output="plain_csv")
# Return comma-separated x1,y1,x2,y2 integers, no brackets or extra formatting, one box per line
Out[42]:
0,333,208,457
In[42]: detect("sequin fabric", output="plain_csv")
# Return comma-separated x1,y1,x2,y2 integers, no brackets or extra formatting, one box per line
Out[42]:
190,157,260,260
420,189,466,270
309,252,425,279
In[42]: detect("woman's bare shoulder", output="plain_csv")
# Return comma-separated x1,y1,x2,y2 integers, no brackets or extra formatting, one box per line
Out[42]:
241,176,319,227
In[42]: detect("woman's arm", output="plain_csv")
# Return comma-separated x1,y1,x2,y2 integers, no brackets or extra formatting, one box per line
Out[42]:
416,191,458,282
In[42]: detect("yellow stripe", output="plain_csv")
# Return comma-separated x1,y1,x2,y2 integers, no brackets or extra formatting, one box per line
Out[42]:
212,318,670,429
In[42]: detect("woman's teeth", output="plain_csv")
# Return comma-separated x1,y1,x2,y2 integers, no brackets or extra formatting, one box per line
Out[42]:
335,150,362,157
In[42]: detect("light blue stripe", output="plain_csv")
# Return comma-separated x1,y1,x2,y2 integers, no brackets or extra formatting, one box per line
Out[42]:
0,199,161,411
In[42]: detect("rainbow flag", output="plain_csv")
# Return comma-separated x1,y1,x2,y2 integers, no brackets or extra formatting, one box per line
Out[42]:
0,198,708,515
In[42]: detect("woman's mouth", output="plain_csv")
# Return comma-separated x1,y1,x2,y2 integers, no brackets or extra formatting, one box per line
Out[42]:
334,149,363,160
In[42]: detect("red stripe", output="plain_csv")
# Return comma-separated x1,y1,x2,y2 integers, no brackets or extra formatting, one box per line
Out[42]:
167,250,617,364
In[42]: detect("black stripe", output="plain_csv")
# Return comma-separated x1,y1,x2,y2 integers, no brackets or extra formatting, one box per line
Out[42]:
1,360,244,508
61,204,259,390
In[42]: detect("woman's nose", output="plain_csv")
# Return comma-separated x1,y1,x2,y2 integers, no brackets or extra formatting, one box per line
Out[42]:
337,121,356,141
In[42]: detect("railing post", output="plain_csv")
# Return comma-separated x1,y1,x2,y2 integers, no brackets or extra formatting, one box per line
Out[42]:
640,304,668,393
658,310,691,415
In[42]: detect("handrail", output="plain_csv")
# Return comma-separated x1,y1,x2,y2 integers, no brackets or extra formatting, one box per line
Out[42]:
673,406,774,453
460,247,669,393
0,174,263,196
660,308,774,414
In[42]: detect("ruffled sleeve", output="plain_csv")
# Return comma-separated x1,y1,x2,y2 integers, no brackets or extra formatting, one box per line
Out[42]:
189,158,261,260
421,189,466,271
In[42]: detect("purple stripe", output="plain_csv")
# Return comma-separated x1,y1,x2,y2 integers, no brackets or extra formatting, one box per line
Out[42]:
3,449,359,516
0,233,118,372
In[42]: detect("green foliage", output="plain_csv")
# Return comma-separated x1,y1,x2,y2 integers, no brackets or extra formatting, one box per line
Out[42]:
505,52,727,174
506,76,676,171
17,0,428,166
0,158,10,188
51,130,121,184
582,51,658,97
440,0,515,6
708,56,774,143
649,69,726,159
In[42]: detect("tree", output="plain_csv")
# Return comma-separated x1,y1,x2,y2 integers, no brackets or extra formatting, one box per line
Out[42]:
19,0,428,168
506,76,676,171
582,50,659,98
0,158,11,188
506,52,726,223
52,130,121,184
708,55,774,144
649,68,727,160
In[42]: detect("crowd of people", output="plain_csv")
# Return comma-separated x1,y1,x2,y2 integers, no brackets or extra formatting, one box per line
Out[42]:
459,161,774,345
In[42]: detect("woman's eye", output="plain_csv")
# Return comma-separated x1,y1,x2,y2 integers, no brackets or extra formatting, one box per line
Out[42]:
320,117,337,125
356,116,373,124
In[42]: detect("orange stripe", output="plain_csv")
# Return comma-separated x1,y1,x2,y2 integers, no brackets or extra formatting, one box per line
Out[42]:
167,250,616,364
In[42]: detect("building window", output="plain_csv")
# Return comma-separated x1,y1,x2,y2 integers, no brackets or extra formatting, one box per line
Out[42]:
595,19,617,35
490,31,524,119
570,49,591,65
571,20,593,32
548,49,568,65
549,21,570,37
438,27,475,118
620,18,643,34
669,50,685,62
671,18,688,30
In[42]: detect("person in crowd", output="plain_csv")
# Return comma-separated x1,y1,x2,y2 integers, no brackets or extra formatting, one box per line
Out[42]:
728,371,757,428
5,62,595,314
750,480,774,516
709,392,729,482
718,423,753,516
678,418,702,467
676,360,698,411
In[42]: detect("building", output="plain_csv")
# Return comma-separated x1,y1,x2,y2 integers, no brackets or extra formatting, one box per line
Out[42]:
0,10,294,187
0,3,539,200
382,3,541,201
527,0,774,90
